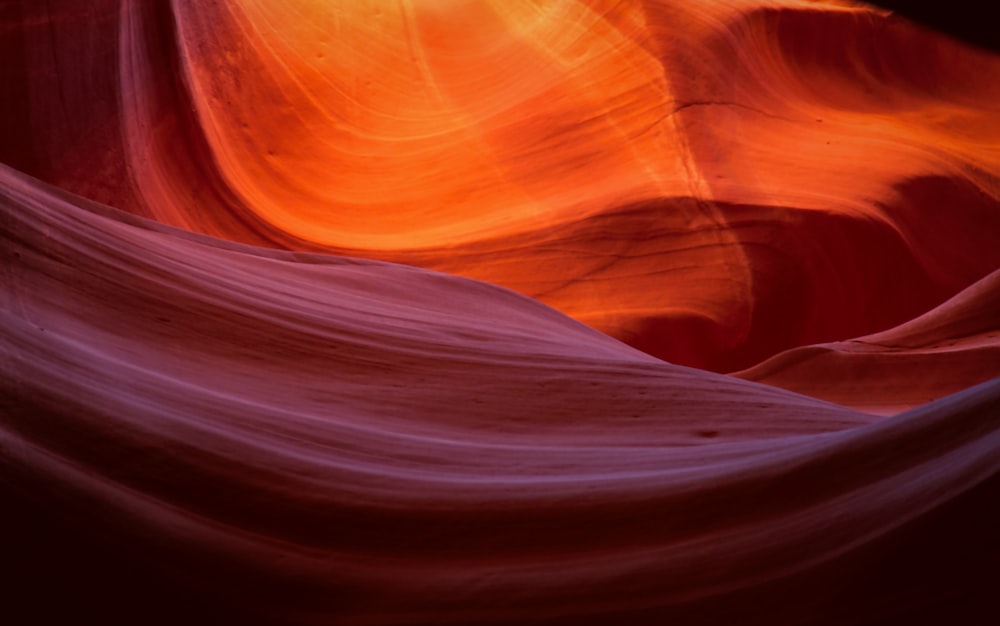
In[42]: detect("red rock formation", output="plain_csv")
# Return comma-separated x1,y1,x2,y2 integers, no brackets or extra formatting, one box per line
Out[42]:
737,266,1000,414
2,1,999,624
4,1,1000,371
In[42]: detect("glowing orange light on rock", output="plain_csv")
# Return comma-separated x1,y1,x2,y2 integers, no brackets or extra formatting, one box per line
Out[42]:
172,0,712,248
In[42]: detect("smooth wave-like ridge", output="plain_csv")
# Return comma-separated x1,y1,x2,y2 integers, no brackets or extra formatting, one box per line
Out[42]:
4,0,1000,371
2,1,999,624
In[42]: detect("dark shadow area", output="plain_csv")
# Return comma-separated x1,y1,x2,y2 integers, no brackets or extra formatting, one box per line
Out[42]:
869,1,999,53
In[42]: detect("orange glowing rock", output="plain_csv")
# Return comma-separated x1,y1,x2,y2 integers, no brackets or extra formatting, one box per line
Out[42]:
9,0,1000,370
2,1,1000,624
170,0,690,248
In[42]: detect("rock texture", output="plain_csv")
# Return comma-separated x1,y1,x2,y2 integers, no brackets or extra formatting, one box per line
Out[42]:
2,1,999,624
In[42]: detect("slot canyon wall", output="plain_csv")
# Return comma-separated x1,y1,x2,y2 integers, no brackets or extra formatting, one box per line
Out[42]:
2,1,999,624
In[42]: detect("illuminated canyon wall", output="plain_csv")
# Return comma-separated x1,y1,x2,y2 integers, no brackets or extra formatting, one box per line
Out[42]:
2,1,999,624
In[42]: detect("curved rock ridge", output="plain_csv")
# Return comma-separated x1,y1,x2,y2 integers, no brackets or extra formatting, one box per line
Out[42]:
737,266,1000,414
2,0,1000,624
3,0,999,369
3,165,1000,624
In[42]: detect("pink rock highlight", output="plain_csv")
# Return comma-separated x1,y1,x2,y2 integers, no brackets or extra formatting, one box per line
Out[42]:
2,1,999,624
